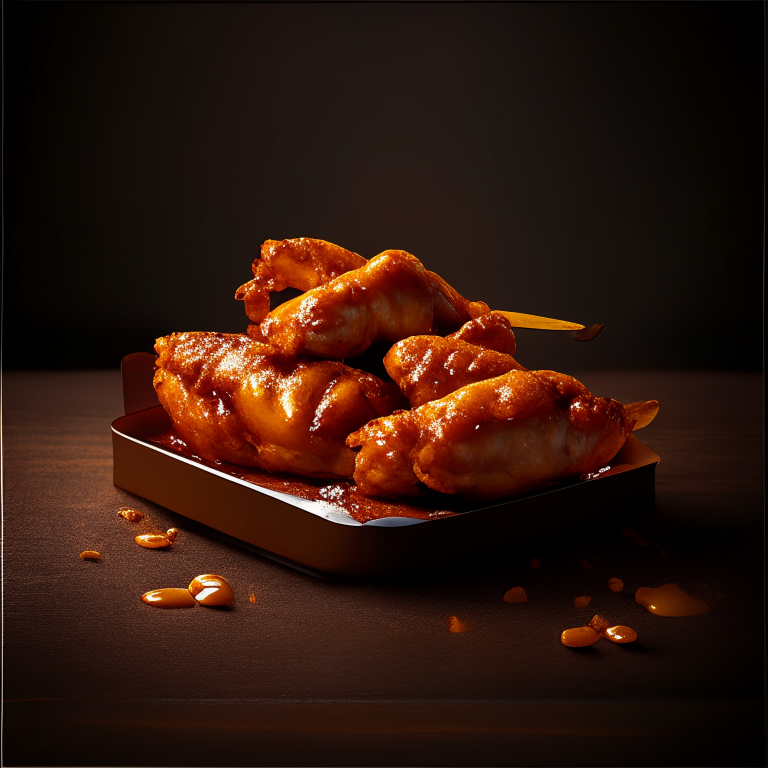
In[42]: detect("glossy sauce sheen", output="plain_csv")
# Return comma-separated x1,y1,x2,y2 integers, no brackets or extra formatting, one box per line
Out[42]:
141,588,197,608
150,428,464,523
188,574,235,606
635,583,711,616
135,533,172,549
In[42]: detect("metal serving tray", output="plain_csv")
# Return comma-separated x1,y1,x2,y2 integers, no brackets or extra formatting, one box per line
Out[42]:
112,353,660,578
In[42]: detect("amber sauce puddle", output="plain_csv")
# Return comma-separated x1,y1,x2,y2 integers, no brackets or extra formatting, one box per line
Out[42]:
635,584,710,616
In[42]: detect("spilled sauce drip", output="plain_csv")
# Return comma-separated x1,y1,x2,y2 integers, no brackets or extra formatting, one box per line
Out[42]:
562,614,637,647
249,593,257,604
188,574,234,606
165,528,180,542
448,616,471,633
135,533,173,549
635,583,710,616
79,550,101,560
117,508,144,522
561,627,600,647
141,588,196,608
573,595,592,608
150,429,473,524
503,587,527,603
608,578,624,592
605,625,637,643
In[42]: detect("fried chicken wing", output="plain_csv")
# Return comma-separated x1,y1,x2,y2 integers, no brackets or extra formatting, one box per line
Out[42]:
384,312,527,406
235,238,367,324
448,311,519,356
347,370,659,500
256,250,491,359
154,332,404,479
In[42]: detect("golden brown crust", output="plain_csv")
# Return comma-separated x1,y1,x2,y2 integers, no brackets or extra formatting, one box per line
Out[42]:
447,311,518,356
347,370,639,500
235,238,366,324
384,314,526,407
154,332,405,479
259,250,491,359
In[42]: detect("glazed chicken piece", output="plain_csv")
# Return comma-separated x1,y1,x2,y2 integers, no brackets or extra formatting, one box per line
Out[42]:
385,312,527,406
235,238,366,324
347,370,659,500
256,249,491,359
154,332,404,479
448,311,519,356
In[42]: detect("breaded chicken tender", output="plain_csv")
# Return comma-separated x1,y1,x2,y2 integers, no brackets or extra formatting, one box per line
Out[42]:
154,332,404,479
384,312,527,406
347,370,659,500
256,250,491,359
235,238,366,324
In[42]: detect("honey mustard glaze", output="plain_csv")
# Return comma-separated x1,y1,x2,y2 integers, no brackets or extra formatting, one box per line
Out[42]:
635,583,710,616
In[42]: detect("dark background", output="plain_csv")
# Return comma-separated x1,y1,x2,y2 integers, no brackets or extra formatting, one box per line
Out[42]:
2,1,764,373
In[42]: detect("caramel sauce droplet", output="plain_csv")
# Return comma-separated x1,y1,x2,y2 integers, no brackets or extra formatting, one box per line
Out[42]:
530,558,542,569
165,528,179,542
573,595,592,608
448,616,471,633
605,625,637,643
635,583,710,616
249,593,257,604
561,626,600,647
503,587,527,603
135,533,172,549
141,588,196,608
117,508,144,522
79,550,101,560
608,577,624,592
188,574,234,607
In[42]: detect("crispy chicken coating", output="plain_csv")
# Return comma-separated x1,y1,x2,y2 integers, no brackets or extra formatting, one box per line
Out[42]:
256,250,491,359
385,312,527,406
448,311,518,356
347,370,659,500
235,238,366,324
154,332,404,479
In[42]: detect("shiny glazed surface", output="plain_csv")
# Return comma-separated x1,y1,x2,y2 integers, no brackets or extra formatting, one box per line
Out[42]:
153,331,404,479
256,250,490,359
348,369,656,500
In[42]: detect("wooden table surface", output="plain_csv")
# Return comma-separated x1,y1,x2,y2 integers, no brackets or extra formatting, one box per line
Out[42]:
2,368,764,767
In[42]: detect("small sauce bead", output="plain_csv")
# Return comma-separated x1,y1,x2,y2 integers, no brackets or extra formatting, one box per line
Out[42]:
188,574,234,606
573,595,592,608
135,534,172,549
117,508,144,522
503,587,527,603
605,625,638,643
608,578,624,592
141,588,196,608
79,550,101,560
561,626,601,647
